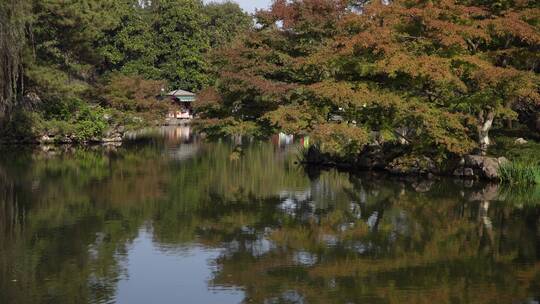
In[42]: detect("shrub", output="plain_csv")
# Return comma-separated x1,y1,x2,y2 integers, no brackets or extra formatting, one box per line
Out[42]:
97,74,169,121
0,110,45,140
40,104,108,141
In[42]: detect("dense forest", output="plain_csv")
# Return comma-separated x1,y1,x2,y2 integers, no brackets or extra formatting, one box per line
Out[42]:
0,0,250,141
1,0,540,180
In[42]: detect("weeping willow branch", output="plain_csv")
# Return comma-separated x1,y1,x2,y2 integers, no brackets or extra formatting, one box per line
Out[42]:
0,0,29,120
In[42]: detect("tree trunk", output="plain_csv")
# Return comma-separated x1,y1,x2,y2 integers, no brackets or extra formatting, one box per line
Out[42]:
477,108,495,156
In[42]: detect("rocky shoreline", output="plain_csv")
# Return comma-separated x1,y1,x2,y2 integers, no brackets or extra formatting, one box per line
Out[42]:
0,124,149,146
303,144,510,181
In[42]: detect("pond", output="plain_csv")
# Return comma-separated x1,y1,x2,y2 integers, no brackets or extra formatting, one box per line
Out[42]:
0,127,539,304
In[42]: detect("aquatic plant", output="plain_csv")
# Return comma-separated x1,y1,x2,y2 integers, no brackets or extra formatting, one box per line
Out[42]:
498,162,540,185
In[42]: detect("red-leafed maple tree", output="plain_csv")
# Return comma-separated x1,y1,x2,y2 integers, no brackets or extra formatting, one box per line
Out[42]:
198,0,540,158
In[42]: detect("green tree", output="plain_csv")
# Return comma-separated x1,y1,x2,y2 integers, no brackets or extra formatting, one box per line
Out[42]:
97,0,160,78
151,0,211,91
203,1,252,48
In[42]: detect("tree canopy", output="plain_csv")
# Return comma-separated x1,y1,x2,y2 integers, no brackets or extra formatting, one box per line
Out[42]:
198,0,540,159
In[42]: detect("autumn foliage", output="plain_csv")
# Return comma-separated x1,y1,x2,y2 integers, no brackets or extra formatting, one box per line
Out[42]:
98,74,169,121
198,0,540,159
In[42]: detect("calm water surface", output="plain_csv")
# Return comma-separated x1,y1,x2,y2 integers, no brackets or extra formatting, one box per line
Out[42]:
1,127,539,304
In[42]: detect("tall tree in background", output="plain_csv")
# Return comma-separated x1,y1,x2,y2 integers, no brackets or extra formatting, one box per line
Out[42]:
98,0,160,78
98,0,251,91
151,0,211,91
204,1,253,48
31,0,122,80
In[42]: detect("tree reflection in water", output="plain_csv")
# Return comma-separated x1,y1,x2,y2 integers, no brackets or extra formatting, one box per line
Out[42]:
0,127,539,304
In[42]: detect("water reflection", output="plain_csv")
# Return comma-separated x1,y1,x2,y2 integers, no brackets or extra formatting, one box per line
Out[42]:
115,227,244,304
0,127,539,304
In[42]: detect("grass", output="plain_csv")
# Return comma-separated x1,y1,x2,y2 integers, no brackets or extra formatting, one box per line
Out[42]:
498,161,540,185
490,128,540,186
490,129,540,164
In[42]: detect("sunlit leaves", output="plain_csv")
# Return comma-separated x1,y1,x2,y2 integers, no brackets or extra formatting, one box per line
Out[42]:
311,123,369,157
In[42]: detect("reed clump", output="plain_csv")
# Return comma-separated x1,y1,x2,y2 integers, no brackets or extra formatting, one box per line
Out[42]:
498,162,540,185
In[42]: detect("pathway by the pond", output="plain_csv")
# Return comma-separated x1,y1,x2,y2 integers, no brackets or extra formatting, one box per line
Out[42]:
0,126,539,304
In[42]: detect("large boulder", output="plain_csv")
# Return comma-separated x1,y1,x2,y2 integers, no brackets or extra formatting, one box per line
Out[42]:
454,155,509,180
515,138,528,145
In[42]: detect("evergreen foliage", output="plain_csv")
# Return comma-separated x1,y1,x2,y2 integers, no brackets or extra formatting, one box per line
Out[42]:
0,0,251,140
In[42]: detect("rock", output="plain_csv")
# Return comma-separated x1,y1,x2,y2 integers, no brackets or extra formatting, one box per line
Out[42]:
460,155,508,180
105,125,125,137
464,155,484,167
497,157,509,165
39,135,54,144
23,92,42,107
514,138,528,145
463,179,474,188
102,142,122,149
102,135,122,143
481,158,500,179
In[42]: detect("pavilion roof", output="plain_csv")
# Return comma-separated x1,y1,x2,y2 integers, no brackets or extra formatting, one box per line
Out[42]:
166,89,196,97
